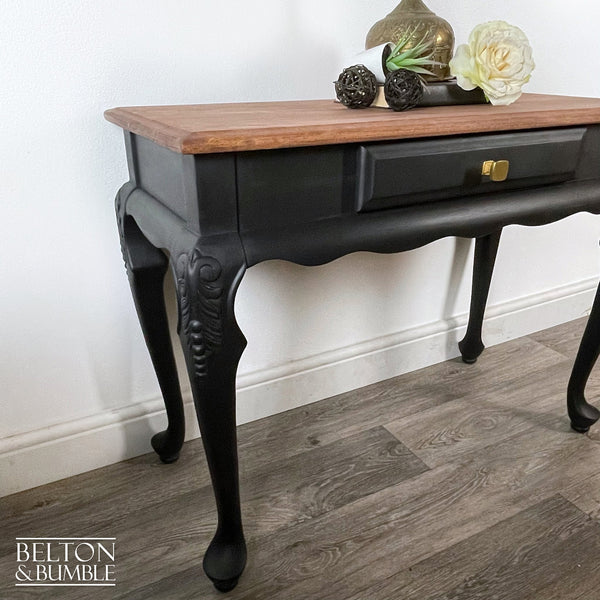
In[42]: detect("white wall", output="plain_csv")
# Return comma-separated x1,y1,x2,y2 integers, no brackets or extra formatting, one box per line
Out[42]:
2,0,600,495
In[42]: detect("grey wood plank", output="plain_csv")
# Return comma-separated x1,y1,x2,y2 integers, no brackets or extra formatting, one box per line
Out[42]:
119,420,598,600
1,426,426,551
117,464,471,600
236,335,565,467
384,360,588,467
4,465,469,600
0,427,426,598
0,454,211,559
115,566,214,600
529,316,588,358
340,495,600,600
0,441,211,535
224,421,600,600
238,426,428,535
562,470,600,522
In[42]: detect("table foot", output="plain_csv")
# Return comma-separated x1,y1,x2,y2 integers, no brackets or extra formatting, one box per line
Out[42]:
213,578,240,593
458,339,484,364
151,431,181,463
571,423,591,434
460,355,478,365
568,396,600,434
204,536,247,592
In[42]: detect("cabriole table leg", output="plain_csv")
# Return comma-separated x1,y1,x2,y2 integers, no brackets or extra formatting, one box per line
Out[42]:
568,280,600,433
459,230,503,364
172,234,248,592
117,191,186,463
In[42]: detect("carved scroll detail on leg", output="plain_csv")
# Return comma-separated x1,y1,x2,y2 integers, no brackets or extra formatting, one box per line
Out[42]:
115,184,134,276
176,249,224,379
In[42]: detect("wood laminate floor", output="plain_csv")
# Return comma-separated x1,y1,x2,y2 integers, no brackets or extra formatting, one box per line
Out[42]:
4,319,600,599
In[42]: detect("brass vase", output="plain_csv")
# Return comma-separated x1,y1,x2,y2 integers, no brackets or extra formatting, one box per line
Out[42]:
365,0,454,81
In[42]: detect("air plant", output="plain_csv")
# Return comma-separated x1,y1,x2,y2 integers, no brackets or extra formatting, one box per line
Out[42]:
385,27,445,79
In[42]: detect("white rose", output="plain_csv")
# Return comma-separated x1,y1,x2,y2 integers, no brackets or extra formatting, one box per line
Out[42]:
449,21,535,106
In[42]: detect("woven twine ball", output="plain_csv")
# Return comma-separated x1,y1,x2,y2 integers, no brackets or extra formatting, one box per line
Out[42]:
335,64,377,109
384,69,423,112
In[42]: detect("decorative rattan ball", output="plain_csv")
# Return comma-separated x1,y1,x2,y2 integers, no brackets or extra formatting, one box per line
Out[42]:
335,65,378,109
384,69,423,111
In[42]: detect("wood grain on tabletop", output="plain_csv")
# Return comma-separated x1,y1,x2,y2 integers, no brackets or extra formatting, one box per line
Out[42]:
104,94,600,154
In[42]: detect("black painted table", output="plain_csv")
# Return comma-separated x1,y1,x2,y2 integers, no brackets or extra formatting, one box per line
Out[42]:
105,94,600,591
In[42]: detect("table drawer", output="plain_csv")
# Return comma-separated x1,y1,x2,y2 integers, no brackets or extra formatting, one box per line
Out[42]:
356,128,586,212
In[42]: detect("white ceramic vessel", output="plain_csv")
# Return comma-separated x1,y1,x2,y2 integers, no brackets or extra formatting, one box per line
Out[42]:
349,42,393,83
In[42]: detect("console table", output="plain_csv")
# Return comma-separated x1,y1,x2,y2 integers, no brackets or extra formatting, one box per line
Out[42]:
105,94,600,591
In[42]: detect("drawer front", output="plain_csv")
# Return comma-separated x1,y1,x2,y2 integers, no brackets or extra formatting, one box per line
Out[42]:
357,128,586,212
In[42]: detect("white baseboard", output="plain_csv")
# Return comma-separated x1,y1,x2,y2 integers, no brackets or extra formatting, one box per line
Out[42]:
1,278,596,497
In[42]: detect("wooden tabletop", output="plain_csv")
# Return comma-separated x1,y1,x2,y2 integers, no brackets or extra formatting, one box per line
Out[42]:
105,94,600,154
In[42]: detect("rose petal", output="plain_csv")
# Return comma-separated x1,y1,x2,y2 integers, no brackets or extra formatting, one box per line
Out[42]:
449,44,478,90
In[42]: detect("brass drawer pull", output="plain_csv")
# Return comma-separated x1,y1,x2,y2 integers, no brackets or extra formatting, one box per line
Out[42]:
482,159,510,182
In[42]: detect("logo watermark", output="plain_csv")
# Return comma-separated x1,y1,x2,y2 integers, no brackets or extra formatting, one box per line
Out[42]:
15,538,116,587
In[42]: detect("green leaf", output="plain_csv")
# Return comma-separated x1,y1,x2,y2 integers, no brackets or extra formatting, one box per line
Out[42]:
389,49,415,63
409,66,437,76
390,43,430,61
390,57,434,67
